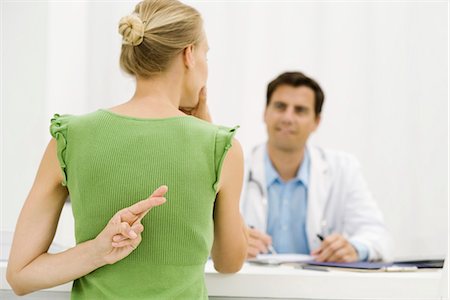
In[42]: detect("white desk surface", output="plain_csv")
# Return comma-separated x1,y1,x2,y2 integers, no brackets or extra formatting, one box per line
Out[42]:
1,260,443,299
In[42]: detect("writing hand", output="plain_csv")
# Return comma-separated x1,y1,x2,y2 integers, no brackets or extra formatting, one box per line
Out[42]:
311,233,358,262
246,226,273,258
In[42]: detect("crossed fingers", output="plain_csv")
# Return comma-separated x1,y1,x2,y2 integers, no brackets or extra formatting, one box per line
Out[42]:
110,185,168,248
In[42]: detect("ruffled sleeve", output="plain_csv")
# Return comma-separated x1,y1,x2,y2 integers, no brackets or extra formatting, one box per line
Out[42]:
213,125,239,191
50,114,72,186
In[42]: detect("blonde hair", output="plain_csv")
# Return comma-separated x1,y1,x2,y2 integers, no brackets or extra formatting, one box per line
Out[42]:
118,0,203,78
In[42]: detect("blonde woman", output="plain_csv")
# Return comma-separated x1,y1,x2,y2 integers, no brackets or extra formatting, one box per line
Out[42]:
6,0,248,298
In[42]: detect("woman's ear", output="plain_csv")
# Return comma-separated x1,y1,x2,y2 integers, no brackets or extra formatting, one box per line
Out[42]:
183,44,195,69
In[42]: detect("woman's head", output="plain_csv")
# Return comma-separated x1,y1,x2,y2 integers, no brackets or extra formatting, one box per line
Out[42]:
118,0,206,81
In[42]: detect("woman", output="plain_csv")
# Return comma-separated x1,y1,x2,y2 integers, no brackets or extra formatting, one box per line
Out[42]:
6,0,248,298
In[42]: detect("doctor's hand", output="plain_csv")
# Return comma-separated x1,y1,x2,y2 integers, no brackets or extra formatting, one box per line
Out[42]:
246,227,273,258
179,87,212,122
93,185,168,266
311,233,358,262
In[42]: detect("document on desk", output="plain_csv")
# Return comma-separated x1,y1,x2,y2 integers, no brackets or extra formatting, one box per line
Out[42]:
248,254,313,265
304,261,419,272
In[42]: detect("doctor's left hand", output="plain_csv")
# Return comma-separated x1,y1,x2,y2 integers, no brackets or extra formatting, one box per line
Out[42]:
311,233,358,262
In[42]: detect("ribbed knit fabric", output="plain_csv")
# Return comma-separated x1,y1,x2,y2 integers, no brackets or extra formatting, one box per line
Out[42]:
50,110,238,300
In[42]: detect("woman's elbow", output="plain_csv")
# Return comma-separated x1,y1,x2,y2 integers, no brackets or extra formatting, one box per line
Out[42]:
6,269,31,296
213,259,245,274
11,287,29,297
213,246,247,273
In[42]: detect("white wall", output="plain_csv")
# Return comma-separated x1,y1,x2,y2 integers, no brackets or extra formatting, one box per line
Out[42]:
1,1,448,259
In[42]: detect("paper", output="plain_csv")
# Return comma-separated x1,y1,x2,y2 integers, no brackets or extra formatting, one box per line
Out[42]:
248,253,313,265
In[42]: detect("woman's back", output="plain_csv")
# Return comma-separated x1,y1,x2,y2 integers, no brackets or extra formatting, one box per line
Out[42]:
6,1,247,297
51,110,237,299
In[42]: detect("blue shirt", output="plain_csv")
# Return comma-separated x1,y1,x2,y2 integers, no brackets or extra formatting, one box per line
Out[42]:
264,147,369,260
265,148,310,254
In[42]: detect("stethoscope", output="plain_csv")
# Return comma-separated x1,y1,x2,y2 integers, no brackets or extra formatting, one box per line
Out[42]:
247,170,265,198
246,164,332,243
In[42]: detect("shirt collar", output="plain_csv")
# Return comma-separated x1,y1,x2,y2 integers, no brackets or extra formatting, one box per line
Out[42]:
297,149,310,187
264,146,310,187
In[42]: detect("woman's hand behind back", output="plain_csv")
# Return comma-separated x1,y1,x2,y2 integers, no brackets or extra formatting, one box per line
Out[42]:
93,185,168,266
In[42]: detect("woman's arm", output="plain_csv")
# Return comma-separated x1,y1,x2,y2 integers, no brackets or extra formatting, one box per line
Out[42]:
6,140,167,295
211,138,248,273
7,139,76,294
184,88,247,272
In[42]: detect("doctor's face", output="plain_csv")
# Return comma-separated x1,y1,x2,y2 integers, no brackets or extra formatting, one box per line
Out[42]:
264,85,320,152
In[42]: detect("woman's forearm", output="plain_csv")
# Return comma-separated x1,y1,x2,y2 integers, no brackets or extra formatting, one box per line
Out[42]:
211,215,248,273
8,189,163,296
7,239,105,295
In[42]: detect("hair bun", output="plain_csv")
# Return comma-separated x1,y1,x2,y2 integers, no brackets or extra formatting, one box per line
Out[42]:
119,14,145,46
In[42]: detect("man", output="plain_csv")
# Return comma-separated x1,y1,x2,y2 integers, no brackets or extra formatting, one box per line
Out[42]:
241,72,392,262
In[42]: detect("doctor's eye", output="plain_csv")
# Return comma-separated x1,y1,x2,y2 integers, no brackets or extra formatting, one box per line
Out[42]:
294,106,309,114
272,102,286,111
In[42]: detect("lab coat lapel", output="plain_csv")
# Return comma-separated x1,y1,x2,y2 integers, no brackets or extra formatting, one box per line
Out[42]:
244,144,268,231
307,146,331,251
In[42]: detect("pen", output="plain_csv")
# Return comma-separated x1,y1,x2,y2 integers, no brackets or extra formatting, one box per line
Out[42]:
267,244,277,255
316,234,324,241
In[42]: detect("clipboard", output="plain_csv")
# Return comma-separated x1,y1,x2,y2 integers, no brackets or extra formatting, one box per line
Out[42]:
303,261,419,272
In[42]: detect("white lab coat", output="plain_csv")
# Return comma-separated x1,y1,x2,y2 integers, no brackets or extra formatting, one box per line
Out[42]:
241,144,393,261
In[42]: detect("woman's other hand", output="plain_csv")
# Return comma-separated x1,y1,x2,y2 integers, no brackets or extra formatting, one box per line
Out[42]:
94,185,168,265
180,87,212,122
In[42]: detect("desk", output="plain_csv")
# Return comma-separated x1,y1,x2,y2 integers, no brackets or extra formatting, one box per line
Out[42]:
1,261,442,299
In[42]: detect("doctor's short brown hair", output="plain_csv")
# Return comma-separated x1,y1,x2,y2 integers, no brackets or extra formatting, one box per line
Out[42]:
266,72,325,116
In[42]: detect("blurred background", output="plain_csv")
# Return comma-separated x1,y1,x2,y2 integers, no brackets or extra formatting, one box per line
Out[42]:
1,0,448,260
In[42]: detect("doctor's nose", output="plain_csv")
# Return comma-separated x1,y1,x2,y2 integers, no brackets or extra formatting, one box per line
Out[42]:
280,108,295,124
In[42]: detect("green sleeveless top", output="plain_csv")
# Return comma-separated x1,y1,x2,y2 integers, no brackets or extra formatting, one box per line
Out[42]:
50,110,238,300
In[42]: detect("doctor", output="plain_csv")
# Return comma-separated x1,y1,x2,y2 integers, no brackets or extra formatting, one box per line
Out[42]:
241,72,392,262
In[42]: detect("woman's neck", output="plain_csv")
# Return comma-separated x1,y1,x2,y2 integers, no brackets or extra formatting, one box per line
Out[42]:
110,71,185,118
133,73,182,107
